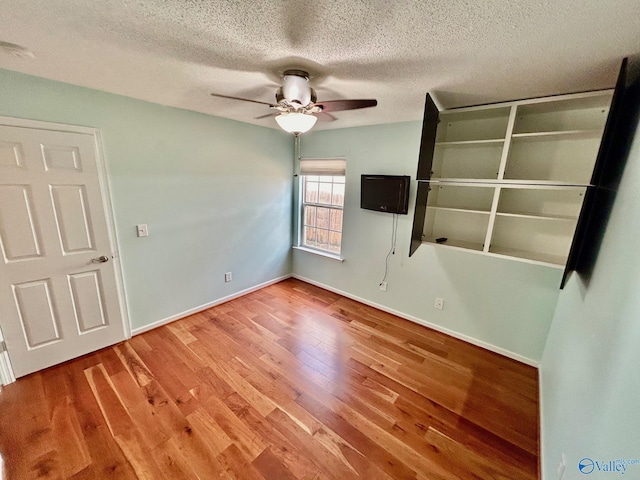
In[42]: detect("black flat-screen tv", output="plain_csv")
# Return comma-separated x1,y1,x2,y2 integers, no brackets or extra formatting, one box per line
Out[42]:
361,175,410,214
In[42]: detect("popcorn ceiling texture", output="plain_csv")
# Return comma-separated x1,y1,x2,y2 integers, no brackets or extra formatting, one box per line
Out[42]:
1,0,639,130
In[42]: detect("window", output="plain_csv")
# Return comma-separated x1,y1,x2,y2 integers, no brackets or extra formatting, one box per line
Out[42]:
299,158,346,255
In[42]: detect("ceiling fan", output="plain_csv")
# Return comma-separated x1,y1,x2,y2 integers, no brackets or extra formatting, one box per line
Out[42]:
211,69,377,135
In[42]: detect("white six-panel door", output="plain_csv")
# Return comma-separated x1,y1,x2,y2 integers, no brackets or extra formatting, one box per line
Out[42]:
0,122,127,378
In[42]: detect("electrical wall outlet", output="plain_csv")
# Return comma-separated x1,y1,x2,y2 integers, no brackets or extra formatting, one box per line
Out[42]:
136,224,148,237
435,298,444,310
225,272,232,282
379,281,387,291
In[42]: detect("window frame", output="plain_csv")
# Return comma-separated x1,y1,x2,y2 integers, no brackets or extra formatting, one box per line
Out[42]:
300,174,345,255
296,157,347,259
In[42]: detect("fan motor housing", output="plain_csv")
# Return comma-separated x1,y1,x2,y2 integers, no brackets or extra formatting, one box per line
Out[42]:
276,87,316,106
281,71,313,106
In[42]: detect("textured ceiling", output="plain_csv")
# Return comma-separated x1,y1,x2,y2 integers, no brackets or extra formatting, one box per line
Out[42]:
1,0,640,131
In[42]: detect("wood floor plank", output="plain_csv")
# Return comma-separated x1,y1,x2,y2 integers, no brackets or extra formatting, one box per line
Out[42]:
149,437,200,480
133,341,201,417
109,370,171,449
185,407,234,456
112,431,169,480
166,320,198,345
252,448,299,480
142,330,203,389
74,410,138,480
50,396,92,477
192,365,236,402
295,392,418,480
296,363,398,430
313,426,392,480
201,355,277,417
84,364,133,438
266,407,371,480
113,341,154,388
216,443,266,480
424,427,529,480
393,395,538,476
0,278,539,479
224,392,325,480
170,418,233,480
200,393,267,461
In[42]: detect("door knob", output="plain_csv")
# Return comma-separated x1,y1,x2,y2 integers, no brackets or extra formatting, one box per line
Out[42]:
91,255,110,263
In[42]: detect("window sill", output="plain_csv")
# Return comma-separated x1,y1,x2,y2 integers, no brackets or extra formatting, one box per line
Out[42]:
293,246,345,262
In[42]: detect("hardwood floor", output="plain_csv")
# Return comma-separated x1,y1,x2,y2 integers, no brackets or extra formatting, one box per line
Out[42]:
0,278,539,479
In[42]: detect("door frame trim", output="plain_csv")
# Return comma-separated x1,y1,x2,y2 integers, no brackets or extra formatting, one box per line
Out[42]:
0,116,132,384
0,329,16,387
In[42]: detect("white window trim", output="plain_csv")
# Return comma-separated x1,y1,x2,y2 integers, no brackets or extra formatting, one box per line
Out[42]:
295,156,347,259
300,175,345,256
292,245,345,262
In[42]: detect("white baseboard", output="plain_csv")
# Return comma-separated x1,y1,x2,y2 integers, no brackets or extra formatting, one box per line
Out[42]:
292,274,540,367
131,274,292,336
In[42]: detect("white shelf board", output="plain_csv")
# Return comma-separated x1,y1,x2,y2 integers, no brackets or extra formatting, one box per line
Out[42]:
429,178,591,187
429,178,500,185
496,211,578,221
435,139,505,147
511,129,603,140
423,238,484,252
489,246,567,267
428,206,491,215
498,179,593,187
423,238,565,269
500,179,592,188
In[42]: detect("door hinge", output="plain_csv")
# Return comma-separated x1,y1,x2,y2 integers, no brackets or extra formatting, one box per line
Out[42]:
0,340,6,352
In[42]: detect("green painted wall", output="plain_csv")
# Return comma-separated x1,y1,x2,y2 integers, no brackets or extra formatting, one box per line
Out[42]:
0,67,565,364
0,68,293,331
294,123,562,363
540,112,640,476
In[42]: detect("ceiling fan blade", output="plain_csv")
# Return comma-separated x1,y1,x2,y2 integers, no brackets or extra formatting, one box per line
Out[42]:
315,111,337,122
255,112,278,120
315,99,377,112
211,92,276,107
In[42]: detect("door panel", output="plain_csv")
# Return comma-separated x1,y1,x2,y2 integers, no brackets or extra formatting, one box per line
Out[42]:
0,185,43,261
68,270,110,333
0,141,25,168
42,144,82,172
12,278,61,348
50,184,95,253
0,123,126,378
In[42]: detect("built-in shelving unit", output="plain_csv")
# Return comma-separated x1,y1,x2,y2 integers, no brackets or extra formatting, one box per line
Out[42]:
411,90,614,269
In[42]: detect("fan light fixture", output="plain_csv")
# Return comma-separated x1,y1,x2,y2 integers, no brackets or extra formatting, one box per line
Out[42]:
275,112,317,135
